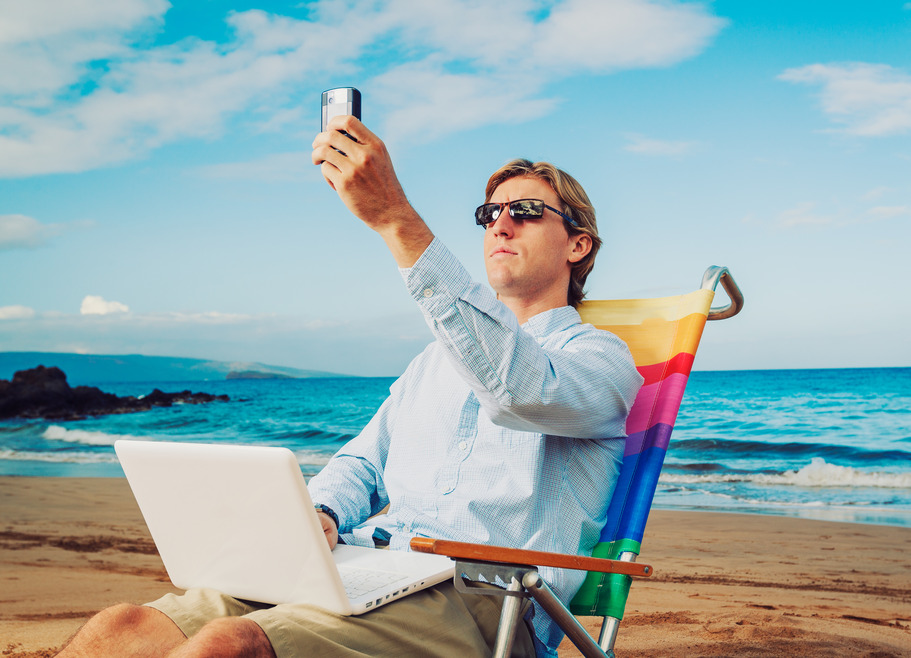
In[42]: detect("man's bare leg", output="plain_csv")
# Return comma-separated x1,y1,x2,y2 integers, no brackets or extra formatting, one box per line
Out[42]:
57,603,277,658
56,603,185,657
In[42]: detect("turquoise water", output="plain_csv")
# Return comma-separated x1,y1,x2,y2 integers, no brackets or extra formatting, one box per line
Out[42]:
1,368,909,527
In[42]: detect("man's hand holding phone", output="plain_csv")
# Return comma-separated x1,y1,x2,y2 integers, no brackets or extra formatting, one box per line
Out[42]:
312,96,433,268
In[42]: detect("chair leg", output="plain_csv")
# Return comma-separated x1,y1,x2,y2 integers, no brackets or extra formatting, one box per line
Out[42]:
598,616,621,655
491,577,525,658
522,572,608,658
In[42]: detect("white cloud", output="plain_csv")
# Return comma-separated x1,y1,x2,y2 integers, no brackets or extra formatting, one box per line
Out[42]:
0,0,167,45
374,63,557,144
780,62,911,136
0,214,62,249
534,0,726,71
777,202,833,228
0,2,379,176
0,0,726,176
866,205,910,219
80,295,130,315
623,133,697,156
377,0,726,143
195,152,310,182
756,197,910,230
0,0,169,114
0,305,36,320
861,186,891,201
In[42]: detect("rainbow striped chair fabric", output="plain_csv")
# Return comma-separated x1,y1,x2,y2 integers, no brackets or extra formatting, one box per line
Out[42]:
412,266,743,658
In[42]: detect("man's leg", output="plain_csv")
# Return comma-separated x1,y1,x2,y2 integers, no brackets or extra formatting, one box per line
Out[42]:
58,583,534,658
56,603,185,657
57,602,277,658
249,581,535,657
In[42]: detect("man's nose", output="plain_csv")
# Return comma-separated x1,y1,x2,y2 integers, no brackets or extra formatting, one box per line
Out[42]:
489,209,517,235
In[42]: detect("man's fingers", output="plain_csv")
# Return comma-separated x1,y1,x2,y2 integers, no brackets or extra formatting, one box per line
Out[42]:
320,161,338,190
327,115,380,149
316,511,339,550
312,138,350,190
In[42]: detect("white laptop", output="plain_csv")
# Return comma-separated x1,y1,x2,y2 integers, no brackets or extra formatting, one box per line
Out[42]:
114,440,453,615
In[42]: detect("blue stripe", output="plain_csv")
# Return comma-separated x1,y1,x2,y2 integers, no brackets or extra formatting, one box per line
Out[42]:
601,445,669,543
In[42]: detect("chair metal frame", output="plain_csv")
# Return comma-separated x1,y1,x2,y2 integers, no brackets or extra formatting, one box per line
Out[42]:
412,266,744,657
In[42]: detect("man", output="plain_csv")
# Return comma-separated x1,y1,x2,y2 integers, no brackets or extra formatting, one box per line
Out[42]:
57,117,641,657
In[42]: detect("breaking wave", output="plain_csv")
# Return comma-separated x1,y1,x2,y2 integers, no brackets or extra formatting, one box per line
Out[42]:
43,425,143,446
660,458,911,489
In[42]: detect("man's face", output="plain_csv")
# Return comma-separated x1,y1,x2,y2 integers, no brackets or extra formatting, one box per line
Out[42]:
483,176,586,311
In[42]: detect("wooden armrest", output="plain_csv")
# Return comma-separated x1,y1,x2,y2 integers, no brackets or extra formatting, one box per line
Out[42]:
410,537,652,578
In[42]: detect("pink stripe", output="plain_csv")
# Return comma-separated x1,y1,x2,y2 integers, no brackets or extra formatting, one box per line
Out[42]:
625,373,689,435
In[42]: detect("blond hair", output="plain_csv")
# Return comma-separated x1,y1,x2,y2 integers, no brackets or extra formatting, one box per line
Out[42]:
484,159,601,307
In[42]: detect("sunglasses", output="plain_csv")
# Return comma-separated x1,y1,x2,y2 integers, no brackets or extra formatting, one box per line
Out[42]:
475,199,579,228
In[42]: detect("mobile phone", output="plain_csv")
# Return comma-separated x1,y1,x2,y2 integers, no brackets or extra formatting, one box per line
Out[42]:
321,87,361,133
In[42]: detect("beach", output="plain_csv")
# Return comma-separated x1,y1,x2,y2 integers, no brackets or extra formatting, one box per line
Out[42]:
1,476,908,657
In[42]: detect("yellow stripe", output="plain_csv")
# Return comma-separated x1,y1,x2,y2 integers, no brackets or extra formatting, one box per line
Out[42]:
579,290,714,367
579,289,714,326
609,313,709,366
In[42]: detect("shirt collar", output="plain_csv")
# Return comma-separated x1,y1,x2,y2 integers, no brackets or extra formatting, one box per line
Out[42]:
521,305,582,338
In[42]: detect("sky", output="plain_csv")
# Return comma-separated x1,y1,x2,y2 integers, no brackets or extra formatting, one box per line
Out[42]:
1,0,909,377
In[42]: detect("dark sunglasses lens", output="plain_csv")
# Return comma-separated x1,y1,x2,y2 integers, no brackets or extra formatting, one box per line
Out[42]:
475,204,498,225
510,199,544,219
476,200,546,225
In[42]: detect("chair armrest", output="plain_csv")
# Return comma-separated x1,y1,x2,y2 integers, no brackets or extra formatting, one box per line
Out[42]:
410,537,652,578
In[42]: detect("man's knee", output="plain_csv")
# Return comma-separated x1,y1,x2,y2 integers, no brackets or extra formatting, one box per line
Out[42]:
57,603,184,656
95,602,160,630
185,617,276,658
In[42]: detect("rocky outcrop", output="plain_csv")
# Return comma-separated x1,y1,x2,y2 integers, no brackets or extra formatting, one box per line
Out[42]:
0,366,229,421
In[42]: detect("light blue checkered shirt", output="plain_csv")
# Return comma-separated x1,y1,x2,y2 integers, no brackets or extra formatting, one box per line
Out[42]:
309,239,642,655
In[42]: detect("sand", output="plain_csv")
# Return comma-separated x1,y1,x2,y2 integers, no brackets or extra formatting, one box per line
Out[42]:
1,476,909,657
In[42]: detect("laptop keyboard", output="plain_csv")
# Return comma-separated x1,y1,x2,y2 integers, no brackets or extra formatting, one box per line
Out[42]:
338,566,409,599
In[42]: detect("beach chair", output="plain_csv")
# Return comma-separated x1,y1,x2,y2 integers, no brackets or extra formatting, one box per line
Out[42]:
412,266,744,657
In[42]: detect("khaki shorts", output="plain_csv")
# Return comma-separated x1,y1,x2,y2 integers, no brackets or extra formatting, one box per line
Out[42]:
147,581,535,657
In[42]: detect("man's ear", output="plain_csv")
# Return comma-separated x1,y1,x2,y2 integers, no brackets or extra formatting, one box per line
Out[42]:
567,233,592,264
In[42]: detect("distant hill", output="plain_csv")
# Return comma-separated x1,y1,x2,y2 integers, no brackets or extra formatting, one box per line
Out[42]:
0,352,349,385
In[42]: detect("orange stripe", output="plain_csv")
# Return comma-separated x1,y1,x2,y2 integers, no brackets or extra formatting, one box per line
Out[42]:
602,313,708,368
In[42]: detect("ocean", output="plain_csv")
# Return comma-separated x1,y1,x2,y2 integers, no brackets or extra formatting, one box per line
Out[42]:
1,367,909,528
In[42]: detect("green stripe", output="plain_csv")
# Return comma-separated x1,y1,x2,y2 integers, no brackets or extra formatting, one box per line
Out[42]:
568,539,641,619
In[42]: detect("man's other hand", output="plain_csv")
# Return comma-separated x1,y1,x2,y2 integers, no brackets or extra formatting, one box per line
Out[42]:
316,511,339,550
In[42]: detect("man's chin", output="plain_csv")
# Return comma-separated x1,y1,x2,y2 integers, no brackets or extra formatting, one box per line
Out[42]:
485,270,517,296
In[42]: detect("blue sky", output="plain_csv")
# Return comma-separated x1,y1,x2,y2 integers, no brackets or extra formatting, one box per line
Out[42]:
1,0,909,377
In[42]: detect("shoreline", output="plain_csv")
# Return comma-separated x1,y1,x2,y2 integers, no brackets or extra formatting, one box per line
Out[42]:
1,477,909,657
3,470,909,530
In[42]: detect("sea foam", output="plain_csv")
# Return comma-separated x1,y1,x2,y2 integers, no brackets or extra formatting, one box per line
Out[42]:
0,449,118,464
660,458,911,489
43,425,142,446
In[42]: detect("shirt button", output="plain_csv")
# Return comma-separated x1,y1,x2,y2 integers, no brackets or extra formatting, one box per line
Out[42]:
423,288,434,298
458,441,468,451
